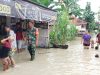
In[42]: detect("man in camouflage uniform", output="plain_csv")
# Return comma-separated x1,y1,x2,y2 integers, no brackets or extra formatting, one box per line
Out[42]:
26,21,38,61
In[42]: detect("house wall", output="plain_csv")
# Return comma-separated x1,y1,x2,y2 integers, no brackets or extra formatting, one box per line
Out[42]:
70,17,87,29
70,17,77,25
38,28,49,47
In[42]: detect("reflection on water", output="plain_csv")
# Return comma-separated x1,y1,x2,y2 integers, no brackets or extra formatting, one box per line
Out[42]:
0,37,100,75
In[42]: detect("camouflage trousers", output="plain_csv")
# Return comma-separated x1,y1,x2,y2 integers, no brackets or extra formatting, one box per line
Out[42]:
28,44,36,57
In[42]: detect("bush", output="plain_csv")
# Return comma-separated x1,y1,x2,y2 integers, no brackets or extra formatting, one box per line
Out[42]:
50,7,77,45
66,24,77,41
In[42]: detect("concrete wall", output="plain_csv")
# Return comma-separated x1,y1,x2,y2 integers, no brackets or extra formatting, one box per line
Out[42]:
38,28,49,47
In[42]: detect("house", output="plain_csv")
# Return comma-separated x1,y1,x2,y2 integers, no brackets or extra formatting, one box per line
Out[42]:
70,15,87,29
0,0,57,48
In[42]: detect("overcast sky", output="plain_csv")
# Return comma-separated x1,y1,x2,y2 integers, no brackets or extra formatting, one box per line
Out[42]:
54,0,100,12
78,0,100,21
78,0,100,12
54,0,100,20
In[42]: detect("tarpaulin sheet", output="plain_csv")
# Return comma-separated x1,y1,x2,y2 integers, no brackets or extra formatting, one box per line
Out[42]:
0,0,57,21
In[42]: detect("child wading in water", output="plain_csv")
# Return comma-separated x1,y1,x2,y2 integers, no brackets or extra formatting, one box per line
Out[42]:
0,35,11,71
91,40,95,48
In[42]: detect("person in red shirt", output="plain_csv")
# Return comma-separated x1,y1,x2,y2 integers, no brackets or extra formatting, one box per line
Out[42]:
96,32,100,49
0,35,11,71
16,22,24,53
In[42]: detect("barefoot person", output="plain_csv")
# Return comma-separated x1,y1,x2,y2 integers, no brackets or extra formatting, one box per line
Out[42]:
91,39,94,48
0,34,11,71
25,21,39,61
16,22,24,53
5,25,17,67
81,31,91,49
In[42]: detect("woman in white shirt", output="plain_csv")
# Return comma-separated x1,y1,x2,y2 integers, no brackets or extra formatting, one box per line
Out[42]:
5,25,17,67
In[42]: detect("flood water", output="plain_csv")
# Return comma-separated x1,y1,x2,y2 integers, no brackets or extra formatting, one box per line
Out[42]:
0,37,100,75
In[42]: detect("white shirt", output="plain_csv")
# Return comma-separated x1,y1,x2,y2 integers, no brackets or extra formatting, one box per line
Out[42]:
9,30,17,49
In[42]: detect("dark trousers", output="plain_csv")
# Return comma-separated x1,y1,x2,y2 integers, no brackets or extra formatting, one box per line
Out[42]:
28,44,36,58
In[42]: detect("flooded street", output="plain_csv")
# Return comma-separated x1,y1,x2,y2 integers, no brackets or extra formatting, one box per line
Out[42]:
0,37,100,75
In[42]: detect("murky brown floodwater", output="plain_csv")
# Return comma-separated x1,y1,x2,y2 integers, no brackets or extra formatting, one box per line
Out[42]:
0,37,100,75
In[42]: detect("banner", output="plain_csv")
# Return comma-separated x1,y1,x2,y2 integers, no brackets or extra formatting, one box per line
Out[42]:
14,0,26,19
25,2,39,20
39,8,57,22
14,0,39,20
0,0,57,21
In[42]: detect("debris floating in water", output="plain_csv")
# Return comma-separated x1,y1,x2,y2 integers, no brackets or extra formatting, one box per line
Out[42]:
95,54,99,58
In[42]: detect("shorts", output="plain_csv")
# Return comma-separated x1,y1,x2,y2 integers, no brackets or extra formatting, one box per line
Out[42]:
83,43,90,46
9,48,16,57
9,50,15,57
0,46,10,58
17,40,23,49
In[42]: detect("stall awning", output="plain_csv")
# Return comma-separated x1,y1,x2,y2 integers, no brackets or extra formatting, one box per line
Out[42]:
0,0,57,22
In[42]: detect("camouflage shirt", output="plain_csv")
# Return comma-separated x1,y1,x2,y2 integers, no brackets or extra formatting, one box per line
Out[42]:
27,27,36,45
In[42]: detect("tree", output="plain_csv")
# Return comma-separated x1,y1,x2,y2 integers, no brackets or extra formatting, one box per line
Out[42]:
62,0,83,17
83,2,95,31
48,0,82,17
98,7,100,21
70,5,83,17
63,0,79,11
30,0,53,6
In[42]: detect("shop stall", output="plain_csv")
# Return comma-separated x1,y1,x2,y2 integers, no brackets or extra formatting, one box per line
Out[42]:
0,0,57,47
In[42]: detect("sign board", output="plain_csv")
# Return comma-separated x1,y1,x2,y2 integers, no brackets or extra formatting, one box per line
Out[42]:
0,0,12,16
0,4,11,14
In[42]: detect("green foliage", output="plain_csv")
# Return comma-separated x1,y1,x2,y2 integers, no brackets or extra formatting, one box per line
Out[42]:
50,8,69,45
88,22,96,31
70,5,83,17
66,24,77,41
63,0,83,17
97,8,100,21
30,0,53,6
50,7,77,45
63,0,79,11
83,2,95,31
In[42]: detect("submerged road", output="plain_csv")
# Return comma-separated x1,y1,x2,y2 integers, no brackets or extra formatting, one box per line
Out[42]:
0,37,100,75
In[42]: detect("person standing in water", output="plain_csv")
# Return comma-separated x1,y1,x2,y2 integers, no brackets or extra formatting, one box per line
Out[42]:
5,25,17,67
16,22,24,53
81,31,91,49
25,21,39,61
96,32,100,49
0,34,11,71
